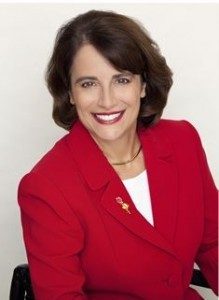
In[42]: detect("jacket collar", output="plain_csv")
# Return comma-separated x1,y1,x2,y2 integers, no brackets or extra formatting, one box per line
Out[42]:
66,120,116,190
66,119,173,191
66,119,179,258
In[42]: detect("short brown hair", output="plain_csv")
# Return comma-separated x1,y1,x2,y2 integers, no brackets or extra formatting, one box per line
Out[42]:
45,10,173,131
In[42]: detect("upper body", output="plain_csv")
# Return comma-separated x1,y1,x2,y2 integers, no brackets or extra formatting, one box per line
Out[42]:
18,9,218,300
18,118,218,300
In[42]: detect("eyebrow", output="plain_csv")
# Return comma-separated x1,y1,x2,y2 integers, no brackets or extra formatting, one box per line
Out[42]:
74,71,133,84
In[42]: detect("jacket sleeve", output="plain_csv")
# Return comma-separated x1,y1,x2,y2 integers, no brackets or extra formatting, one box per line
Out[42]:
18,171,88,300
182,120,218,295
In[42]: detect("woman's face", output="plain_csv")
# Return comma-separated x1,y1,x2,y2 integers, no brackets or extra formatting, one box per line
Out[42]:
69,43,146,145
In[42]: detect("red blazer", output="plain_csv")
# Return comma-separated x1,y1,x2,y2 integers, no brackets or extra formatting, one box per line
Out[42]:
18,119,218,300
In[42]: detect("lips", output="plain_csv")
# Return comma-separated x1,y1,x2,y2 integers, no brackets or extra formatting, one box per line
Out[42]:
92,110,125,125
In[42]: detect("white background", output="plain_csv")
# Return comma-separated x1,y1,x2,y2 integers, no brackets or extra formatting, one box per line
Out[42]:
0,3,218,299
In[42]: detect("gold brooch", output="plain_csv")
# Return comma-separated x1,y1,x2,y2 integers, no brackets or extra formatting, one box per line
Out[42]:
115,197,131,214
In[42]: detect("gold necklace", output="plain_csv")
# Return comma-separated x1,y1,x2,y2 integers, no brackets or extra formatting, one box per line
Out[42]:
111,145,142,166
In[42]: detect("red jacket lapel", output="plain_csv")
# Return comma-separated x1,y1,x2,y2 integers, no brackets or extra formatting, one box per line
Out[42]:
66,120,179,259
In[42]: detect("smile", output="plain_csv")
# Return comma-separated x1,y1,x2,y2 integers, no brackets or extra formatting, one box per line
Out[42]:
92,110,125,125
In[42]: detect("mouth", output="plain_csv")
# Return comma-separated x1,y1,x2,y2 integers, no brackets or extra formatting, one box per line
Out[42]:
92,110,125,125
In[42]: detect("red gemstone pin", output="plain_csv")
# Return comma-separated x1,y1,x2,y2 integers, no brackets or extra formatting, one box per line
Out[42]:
115,197,131,214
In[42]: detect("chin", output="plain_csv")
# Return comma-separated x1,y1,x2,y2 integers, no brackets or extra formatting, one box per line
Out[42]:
90,127,124,144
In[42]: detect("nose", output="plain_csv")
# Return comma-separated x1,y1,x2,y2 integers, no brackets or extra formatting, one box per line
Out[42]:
97,85,117,110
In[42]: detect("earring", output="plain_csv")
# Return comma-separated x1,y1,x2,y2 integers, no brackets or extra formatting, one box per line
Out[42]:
70,97,75,105
68,91,75,105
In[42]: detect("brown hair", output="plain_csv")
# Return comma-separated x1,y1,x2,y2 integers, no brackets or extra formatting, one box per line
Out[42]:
45,10,173,130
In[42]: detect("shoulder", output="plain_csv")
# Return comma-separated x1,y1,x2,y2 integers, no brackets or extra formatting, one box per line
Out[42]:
150,118,203,145
33,135,72,174
141,118,206,159
19,132,79,190
152,118,199,134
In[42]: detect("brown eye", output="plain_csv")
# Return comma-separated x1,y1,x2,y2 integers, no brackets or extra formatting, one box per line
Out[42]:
81,81,96,88
117,78,130,84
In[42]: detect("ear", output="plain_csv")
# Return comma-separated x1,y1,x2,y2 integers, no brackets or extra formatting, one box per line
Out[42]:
69,92,74,105
140,82,146,98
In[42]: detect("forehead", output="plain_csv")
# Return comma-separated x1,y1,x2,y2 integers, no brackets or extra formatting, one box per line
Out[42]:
70,43,120,77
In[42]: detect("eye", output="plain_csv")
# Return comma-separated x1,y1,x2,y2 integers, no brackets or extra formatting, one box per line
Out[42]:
116,77,130,85
81,81,96,88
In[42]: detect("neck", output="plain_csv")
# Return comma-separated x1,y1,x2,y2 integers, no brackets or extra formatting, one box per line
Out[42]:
91,126,141,167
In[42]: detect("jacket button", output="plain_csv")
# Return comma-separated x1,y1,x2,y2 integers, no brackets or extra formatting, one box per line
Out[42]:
166,275,179,287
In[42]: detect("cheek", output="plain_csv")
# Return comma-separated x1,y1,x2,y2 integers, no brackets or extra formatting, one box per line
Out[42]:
73,89,98,107
119,88,141,105
73,91,94,112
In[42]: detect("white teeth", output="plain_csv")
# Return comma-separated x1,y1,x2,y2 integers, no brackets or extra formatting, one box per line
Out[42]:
95,112,121,121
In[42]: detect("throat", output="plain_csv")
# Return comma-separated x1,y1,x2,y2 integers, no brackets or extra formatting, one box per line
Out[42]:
112,151,146,180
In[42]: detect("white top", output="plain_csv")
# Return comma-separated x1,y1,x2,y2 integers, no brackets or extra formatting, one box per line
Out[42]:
122,170,154,226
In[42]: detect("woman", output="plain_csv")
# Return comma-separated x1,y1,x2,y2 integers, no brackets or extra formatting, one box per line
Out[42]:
18,10,218,300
